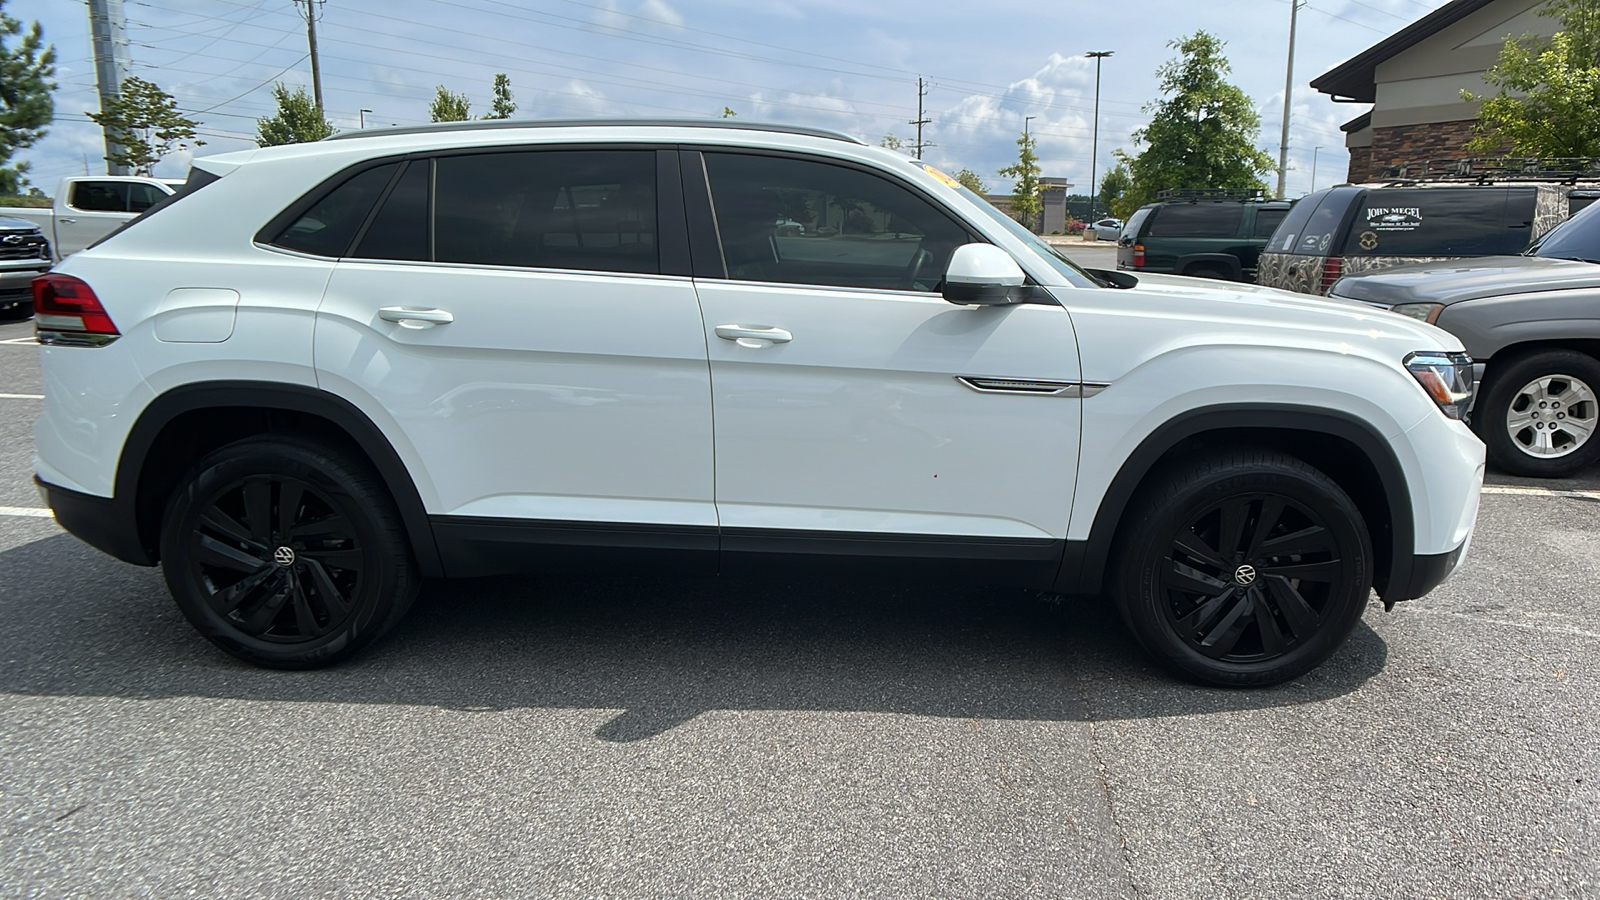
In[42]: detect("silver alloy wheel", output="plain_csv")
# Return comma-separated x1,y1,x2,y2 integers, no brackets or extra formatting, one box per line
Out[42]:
1505,373,1599,458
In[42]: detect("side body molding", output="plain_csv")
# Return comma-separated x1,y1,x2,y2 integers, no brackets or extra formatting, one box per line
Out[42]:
1058,404,1416,602
115,381,444,577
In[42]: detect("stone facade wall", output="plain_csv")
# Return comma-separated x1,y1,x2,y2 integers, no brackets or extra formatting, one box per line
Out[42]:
1346,119,1482,182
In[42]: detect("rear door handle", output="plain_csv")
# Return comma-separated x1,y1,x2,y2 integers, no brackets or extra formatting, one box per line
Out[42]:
715,324,793,348
379,306,454,329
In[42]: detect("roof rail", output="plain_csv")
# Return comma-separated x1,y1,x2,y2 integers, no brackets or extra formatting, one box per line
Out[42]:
1377,157,1600,185
1155,188,1269,202
325,117,867,145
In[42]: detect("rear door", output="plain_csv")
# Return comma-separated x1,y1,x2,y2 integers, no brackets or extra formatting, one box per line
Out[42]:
313,148,716,566
685,149,1082,576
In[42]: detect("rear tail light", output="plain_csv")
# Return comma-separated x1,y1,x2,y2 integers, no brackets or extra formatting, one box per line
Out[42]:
33,274,120,346
1319,257,1343,294
1133,244,1145,267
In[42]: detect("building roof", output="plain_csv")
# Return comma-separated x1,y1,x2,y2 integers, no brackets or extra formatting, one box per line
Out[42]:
1310,0,1498,102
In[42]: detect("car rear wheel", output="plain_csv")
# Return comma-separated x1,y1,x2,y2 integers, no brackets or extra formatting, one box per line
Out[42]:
160,435,419,668
1476,350,1600,478
1184,265,1229,280
1115,449,1373,687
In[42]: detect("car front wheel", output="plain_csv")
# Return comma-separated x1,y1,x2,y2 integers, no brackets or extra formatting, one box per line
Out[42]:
1116,449,1373,687
1475,350,1600,478
160,435,419,669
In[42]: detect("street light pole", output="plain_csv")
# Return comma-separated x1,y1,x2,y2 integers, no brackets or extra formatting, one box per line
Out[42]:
1311,146,1322,193
360,108,371,129
1024,115,1036,138
1086,50,1113,222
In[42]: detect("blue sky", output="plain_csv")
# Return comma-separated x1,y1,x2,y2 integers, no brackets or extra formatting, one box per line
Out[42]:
21,0,1453,197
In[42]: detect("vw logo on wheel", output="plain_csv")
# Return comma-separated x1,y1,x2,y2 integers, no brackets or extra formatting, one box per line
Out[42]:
1233,564,1257,586
273,546,297,567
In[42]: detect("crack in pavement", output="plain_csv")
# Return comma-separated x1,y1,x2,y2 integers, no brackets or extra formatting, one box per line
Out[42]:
1074,677,1147,900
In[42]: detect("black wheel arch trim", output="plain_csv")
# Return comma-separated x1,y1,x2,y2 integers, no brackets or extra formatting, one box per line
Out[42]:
111,381,444,577
1173,253,1243,279
1057,404,1419,602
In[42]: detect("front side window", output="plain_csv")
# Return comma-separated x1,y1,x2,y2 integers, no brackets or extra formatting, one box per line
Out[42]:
704,152,969,292
272,163,399,257
434,150,657,274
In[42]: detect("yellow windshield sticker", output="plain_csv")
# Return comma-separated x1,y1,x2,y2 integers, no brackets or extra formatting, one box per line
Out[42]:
919,163,962,189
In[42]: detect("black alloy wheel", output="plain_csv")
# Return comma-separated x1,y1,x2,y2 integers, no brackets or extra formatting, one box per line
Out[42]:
1117,449,1372,687
162,435,418,668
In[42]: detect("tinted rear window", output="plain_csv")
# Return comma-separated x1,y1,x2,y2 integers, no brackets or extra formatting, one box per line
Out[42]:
1145,204,1243,237
355,159,429,261
1340,187,1530,257
1252,207,1288,238
1123,207,1153,240
434,150,657,273
272,163,399,257
1266,187,1360,255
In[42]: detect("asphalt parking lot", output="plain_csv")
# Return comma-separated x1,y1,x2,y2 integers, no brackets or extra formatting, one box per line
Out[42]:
1,311,1596,899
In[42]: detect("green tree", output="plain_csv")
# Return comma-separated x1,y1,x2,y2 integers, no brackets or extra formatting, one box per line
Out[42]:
429,85,470,122
720,106,737,118
1099,162,1135,220
482,73,516,120
85,76,202,176
880,133,904,151
955,167,987,194
0,3,55,194
997,130,1042,229
1465,0,1600,156
255,83,334,147
1120,32,1272,210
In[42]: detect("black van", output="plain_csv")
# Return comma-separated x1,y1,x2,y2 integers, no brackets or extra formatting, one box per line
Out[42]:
1257,183,1584,295
1116,191,1293,282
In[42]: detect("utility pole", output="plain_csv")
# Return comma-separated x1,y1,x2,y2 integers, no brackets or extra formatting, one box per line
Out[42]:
1276,0,1302,199
1310,146,1322,193
1087,51,1113,221
909,76,933,160
86,0,132,175
295,0,325,112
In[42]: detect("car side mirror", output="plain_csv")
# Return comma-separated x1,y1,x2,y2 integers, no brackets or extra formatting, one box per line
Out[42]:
942,243,1028,306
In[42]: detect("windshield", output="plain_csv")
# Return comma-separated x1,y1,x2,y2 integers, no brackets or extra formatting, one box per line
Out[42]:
949,183,1103,288
1529,200,1600,263
909,160,1103,288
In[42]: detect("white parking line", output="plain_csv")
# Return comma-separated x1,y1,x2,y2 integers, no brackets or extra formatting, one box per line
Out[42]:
0,506,52,518
0,336,37,345
1481,485,1600,500
0,392,43,399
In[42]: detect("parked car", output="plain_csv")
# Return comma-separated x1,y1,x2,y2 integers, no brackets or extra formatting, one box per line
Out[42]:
1258,179,1589,295
0,215,51,318
33,119,1482,686
0,176,175,262
1116,190,1293,282
1090,217,1122,241
1330,200,1600,477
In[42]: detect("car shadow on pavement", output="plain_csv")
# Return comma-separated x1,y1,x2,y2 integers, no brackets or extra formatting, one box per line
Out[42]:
0,532,1389,741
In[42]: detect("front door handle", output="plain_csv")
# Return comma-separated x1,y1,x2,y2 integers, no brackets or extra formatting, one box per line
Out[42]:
379,306,454,329
715,324,793,348
59,217,77,224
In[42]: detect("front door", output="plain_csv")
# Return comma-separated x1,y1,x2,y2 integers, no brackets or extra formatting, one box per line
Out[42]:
689,151,1083,563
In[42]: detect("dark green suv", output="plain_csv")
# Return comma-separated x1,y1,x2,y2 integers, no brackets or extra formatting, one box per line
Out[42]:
1116,190,1293,282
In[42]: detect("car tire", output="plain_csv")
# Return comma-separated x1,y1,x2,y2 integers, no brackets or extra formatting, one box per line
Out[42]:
160,434,419,669
1474,350,1600,478
1114,448,1373,687
0,300,32,320
1184,265,1230,281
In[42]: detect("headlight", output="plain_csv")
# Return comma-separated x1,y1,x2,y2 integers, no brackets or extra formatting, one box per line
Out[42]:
1405,351,1474,419
1392,302,1445,324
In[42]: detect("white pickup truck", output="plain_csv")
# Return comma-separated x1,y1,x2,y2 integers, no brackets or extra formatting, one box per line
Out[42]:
0,175,176,263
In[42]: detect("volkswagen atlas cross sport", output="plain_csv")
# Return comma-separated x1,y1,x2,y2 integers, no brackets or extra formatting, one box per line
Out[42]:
31,120,1485,686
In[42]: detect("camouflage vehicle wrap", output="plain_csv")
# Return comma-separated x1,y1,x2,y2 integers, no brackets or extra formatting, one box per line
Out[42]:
1259,183,1585,296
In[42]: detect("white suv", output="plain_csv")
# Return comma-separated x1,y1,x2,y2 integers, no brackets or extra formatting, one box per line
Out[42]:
31,120,1485,685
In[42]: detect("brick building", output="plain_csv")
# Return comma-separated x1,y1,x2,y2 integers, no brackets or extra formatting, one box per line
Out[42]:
1311,0,1558,183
